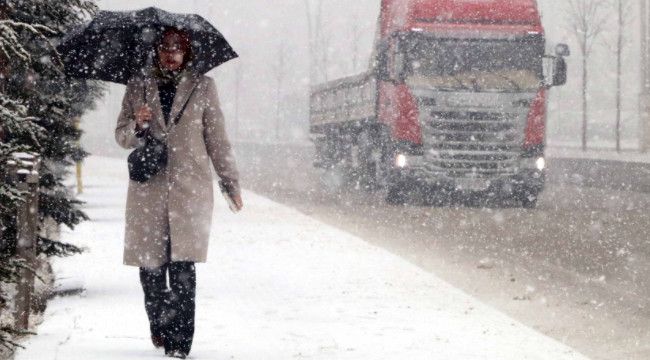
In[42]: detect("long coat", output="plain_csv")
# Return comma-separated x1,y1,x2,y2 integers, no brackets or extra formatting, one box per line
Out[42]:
115,71,240,268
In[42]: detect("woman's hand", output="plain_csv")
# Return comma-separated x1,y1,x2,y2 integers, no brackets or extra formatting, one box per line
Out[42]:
135,105,153,130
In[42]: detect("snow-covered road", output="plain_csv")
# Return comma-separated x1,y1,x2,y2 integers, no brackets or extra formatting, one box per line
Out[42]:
14,156,589,359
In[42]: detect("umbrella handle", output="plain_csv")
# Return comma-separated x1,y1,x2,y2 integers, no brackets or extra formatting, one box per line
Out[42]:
142,79,147,105
138,79,150,133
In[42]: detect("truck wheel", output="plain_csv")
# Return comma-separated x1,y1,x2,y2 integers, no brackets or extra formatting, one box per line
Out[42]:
518,191,539,209
318,162,348,194
356,130,382,191
386,182,409,205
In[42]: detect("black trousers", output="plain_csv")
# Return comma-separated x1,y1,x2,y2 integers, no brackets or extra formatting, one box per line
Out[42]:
139,261,196,354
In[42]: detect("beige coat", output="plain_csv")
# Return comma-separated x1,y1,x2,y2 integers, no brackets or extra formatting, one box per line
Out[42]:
115,71,239,268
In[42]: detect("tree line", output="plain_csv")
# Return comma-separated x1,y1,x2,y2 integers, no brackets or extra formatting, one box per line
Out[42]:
0,0,102,352
567,0,636,152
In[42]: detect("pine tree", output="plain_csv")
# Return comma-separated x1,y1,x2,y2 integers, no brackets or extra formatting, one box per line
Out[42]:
5,0,101,256
0,14,47,352
0,0,101,351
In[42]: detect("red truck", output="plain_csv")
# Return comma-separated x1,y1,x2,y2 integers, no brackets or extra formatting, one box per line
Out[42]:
309,0,569,208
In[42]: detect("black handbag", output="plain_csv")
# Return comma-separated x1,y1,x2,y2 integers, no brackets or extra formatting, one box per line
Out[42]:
127,80,197,183
128,131,168,183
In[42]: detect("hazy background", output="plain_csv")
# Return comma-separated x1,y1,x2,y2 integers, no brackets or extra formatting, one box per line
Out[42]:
82,0,644,155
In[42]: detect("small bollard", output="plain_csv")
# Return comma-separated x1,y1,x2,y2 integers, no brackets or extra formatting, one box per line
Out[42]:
73,117,83,195
0,159,17,253
76,160,83,195
12,152,40,331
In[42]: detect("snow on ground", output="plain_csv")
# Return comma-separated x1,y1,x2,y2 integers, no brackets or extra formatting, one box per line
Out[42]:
14,156,590,360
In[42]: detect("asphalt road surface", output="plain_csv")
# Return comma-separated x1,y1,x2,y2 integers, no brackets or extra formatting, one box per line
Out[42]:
234,142,650,360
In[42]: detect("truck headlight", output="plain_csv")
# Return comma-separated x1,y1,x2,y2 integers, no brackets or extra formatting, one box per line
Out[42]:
395,154,407,168
519,156,546,171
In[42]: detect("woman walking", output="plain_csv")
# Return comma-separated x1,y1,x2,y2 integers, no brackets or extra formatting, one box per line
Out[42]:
115,27,243,359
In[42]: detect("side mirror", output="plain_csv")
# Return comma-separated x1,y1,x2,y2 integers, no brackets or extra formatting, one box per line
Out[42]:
552,57,567,86
555,43,570,57
543,45,569,87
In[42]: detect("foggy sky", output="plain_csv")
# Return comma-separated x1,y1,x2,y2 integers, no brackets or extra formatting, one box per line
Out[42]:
84,0,644,153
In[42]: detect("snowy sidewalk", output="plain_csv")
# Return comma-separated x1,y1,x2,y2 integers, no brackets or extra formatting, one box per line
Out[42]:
14,156,589,360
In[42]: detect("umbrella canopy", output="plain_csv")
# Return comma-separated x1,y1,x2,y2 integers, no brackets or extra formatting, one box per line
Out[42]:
57,7,238,84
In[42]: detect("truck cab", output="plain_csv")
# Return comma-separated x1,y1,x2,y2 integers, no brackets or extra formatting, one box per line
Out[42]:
376,0,569,206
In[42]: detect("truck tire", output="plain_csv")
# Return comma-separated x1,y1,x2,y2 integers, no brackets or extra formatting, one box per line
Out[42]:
517,191,539,209
521,197,538,209
318,165,345,194
358,130,384,192
386,181,409,205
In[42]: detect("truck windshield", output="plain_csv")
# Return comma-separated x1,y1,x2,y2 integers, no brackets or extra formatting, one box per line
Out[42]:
403,36,544,93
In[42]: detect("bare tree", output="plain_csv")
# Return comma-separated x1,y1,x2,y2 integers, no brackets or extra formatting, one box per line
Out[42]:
319,30,332,83
304,0,325,86
566,0,608,151
640,0,650,152
233,60,243,139
304,0,314,86
350,12,363,73
604,0,633,152
271,42,289,140
594,0,634,152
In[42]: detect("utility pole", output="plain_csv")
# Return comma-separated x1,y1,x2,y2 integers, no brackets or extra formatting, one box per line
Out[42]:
616,0,623,153
641,0,650,152
234,61,242,140
274,43,287,140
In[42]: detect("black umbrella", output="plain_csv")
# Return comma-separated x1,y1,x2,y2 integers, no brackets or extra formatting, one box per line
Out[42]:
57,7,238,84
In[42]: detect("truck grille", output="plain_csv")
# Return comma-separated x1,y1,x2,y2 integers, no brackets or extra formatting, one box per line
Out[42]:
420,110,526,179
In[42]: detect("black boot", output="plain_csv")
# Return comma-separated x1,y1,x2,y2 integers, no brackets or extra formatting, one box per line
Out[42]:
151,335,165,349
163,262,196,356
165,349,187,359
139,265,170,350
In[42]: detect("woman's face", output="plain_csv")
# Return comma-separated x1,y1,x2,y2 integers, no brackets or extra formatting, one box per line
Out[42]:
158,33,187,72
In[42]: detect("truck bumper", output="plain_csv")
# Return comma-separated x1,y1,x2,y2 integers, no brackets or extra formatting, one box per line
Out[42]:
389,156,546,195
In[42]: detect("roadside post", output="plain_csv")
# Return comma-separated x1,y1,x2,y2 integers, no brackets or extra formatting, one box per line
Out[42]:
12,153,41,331
74,117,83,194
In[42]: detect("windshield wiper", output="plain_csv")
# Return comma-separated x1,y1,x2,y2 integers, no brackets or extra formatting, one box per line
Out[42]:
449,73,472,91
492,73,522,92
469,78,481,92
